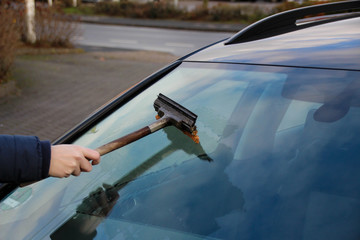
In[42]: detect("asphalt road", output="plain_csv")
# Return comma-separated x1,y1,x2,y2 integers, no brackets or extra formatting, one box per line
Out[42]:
75,23,234,56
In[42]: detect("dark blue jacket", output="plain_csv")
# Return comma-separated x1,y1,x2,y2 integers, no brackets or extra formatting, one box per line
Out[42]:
0,135,51,183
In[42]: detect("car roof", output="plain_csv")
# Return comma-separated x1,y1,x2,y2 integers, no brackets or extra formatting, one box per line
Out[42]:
185,2,360,71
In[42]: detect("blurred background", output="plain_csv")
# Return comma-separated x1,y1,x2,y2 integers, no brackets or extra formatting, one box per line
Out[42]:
0,0,339,141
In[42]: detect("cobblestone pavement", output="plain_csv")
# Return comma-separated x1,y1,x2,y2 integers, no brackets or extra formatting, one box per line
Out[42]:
0,49,177,141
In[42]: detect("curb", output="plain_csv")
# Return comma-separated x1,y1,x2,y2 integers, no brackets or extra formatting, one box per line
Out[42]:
80,15,244,33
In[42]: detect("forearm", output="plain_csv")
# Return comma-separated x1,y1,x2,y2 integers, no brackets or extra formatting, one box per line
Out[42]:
0,135,101,184
0,135,51,183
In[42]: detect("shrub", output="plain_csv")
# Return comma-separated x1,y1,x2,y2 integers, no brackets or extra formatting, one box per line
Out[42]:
242,5,268,23
33,5,80,47
141,1,183,19
94,1,183,19
14,3,80,47
94,1,124,16
94,1,139,16
183,6,208,21
209,4,244,22
274,0,335,13
182,3,267,23
0,6,20,84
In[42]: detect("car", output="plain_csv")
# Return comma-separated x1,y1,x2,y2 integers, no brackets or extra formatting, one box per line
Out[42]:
1,1,360,239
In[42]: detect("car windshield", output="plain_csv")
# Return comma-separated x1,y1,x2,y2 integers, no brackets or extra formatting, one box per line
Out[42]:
1,62,360,240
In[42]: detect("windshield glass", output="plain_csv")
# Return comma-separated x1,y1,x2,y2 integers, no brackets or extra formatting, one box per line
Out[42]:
1,62,360,240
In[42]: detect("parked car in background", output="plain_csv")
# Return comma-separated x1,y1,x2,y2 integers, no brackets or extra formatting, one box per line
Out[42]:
1,1,360,239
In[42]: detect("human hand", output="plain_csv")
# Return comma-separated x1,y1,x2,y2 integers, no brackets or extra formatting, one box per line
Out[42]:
49,145,101,178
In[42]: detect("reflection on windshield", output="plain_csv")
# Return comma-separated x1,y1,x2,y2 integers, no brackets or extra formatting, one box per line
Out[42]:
52,145,240,239
1,63,360,240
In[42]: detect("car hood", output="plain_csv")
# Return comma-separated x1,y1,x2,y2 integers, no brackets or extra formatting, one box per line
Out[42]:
185,17,360,71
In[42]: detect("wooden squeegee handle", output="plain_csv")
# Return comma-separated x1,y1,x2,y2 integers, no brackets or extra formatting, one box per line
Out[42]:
95,126,151,156
95,117,170,156
20,127,151,187
19,118,170,187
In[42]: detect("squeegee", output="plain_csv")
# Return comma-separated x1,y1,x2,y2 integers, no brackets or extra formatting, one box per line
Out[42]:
95,93,199,156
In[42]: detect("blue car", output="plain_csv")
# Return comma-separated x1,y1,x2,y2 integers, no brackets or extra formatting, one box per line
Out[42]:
1,1,360,239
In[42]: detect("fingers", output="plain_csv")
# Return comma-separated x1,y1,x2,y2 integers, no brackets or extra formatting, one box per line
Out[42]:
81,147,101,166
78,155,93,173
49,145,101,179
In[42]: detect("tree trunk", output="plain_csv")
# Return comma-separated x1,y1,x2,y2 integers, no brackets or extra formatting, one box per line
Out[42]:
25,0,36,44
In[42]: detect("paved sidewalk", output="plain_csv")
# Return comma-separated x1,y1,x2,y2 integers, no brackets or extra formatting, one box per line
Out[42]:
0,50,177,141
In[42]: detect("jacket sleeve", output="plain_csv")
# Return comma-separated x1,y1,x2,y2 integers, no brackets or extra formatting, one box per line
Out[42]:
0,135,51,183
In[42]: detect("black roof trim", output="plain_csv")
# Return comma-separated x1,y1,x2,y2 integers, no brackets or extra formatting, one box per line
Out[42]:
225,0,360,45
